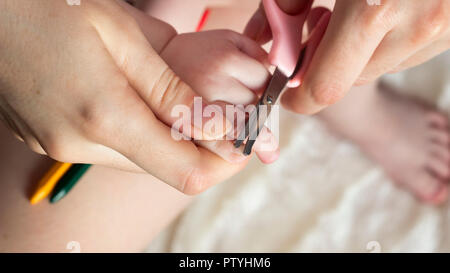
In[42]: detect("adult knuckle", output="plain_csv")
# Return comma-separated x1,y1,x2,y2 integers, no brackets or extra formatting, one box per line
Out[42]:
427,1,450,37
357,0,399,32
429,18,449,39
413,23,445,45
411,2,449,44
78,102,115,141
78,79,133,141
310,82,346,106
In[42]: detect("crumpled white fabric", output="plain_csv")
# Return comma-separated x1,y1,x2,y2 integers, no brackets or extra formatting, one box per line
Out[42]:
148,51,450,253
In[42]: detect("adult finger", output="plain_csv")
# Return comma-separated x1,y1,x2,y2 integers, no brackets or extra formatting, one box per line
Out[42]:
93,84,248,194
390,40,450,73
290,10,331,87
307,7,331,33
88,1,231,140
281,0,394,114
244,0,313,44
355,13,448,84
244,2,273,45
254,127,280,164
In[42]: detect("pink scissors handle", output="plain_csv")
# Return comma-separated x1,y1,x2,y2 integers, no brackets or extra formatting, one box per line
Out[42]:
263,0,312,77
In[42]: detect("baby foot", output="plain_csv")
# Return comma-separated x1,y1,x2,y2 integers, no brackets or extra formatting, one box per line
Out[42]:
320,82,450,205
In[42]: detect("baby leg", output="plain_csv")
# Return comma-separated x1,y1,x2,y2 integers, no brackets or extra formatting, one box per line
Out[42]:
319,82,450,205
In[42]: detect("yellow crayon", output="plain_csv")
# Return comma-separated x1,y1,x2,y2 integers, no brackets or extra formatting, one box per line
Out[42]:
30,162,72,205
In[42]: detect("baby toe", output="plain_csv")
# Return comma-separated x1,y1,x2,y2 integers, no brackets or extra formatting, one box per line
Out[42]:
429,127,450,146
426,112,449,129
427,157,450,180
430,143,450,162
429,184,449,206
407,172,448,205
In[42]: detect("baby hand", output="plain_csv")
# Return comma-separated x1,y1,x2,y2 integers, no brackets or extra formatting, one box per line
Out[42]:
161,30,279,164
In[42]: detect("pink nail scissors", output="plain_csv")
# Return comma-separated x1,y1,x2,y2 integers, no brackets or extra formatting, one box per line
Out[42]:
235,0,313,155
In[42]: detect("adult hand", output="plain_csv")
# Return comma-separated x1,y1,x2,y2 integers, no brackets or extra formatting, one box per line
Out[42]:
0,0,246,194
245,0,450,114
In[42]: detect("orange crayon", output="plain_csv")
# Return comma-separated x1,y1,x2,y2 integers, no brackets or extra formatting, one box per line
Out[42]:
30,162,72,205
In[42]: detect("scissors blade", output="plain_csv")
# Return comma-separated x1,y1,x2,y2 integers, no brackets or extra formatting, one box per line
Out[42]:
262,67,290,107
234,68,289,154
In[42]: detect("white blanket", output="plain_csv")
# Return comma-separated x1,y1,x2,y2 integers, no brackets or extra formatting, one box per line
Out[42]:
148,51,450,253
